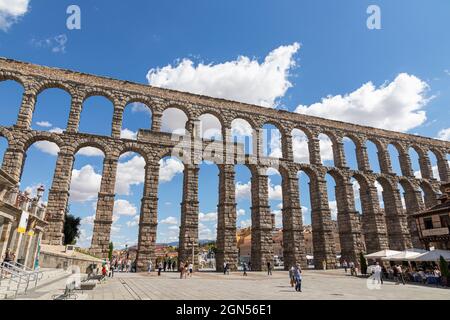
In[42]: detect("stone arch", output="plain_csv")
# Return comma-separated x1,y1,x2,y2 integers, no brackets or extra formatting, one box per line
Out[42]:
376,176,412,250
78,93,115,136
161,107,189,135
387,143,403,176
0,77,25,127
0,73,27,87
198,113,223,140
365,138,383,173
33,81,74,97
231,118,254,156
81,89,116,104
292,128,310,164
261,122,283,158
429,147,449,182
342,134,360,170
121,100,153,139
318,132,335,167
160,102,194,123
297,166,337,269
22,132,65,152
73,139,109,158
32,86,73,130
419,180,438,208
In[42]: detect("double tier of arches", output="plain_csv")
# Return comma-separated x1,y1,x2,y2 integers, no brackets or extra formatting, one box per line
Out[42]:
1,63,449,271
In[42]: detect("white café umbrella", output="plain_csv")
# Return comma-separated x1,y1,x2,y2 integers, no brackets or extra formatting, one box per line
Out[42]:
412,249,450,262
381,249,428,261
364,250,401,259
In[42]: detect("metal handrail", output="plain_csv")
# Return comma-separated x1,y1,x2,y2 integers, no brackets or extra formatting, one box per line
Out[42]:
0,262,44,299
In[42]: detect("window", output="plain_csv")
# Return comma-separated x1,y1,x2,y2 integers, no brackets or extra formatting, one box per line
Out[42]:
423,217,433,230
440,215,450,229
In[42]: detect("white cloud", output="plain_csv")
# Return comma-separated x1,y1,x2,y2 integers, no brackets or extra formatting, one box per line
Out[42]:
237,208,246,217
437,128,450,141
31,34,68,54
81,214,95,226
36,121,52,128
272,209,282,228
292,129,310,163
199,222,215,240
328,201,337,221
160,216,178,225
147,43,300,108
77,147,104,157
115,155,145,195
235,181,251,200
34,140,60,156
199,212,217,222
240,219,252,228
295,73,429,132
161,108,188,134
131,102,151,114
159,158,184,183
113,199,137,216
69,165,102,202
126,215,140,228
268,179,282,201
120,128,137,140
232,119,253,137
0,0,29,31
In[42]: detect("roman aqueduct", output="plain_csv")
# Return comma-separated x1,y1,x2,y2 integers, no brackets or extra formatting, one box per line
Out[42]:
0,57,449,271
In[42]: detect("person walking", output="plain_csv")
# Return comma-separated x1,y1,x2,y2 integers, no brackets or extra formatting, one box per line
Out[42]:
188,262,193,277
223,262,227,275
163,260,167,272
226,263,230,275
397,265,406,285
373,262,383,285
179,262,185,279
267,262,272,276
167,260,172,272
243,263,248,276
148,261,153,273
172,261,176,272
183,263,188,279
294,265,302,292
342,260,348,273
158,262,163,276
248,262,252,271
289,266,295,287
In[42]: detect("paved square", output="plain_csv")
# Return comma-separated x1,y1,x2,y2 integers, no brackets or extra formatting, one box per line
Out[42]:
83,270,449,300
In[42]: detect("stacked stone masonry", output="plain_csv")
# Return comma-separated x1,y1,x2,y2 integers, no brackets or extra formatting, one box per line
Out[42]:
0,57,449,271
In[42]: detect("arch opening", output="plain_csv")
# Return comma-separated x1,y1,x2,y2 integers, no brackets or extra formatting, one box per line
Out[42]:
121,102,153,140
32,88,71,131
0,80,24,127
292,129,309,164
79,96,114,136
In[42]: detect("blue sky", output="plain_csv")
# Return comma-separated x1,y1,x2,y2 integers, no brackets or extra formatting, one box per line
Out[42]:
0,0,449,249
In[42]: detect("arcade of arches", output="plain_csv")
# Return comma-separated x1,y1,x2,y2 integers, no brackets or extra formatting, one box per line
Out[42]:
1,58,449,272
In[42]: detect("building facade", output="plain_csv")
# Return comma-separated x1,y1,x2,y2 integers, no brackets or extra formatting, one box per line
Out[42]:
413,183,450,250
0,169,47,269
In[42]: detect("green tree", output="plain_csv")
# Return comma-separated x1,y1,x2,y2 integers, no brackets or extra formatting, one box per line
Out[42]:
63,213,81,245
359,252,368,275
109,242,114,261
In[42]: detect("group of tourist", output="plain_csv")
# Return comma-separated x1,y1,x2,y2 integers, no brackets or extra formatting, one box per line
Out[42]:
341,260,360,276
110,257,134,273
178,261,194,279
289,264,303,292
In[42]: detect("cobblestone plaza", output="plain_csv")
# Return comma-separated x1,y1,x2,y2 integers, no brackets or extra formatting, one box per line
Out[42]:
17,270,450,300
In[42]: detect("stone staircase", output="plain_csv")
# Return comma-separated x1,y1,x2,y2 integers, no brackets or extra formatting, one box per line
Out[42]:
0,268,70,299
